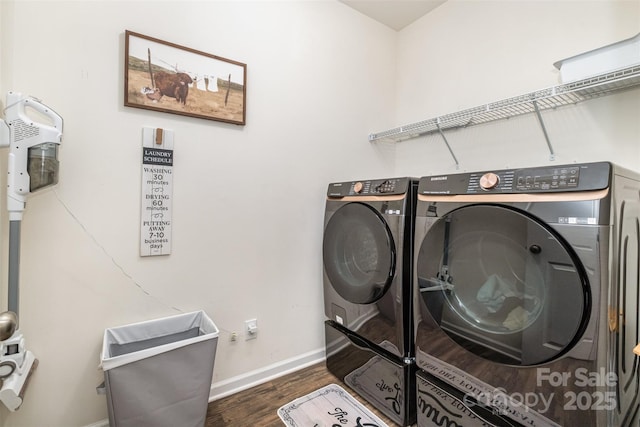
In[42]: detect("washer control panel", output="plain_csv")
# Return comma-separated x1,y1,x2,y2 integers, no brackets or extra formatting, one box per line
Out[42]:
328,177,410,197
419,162,611,195
515,165,580,191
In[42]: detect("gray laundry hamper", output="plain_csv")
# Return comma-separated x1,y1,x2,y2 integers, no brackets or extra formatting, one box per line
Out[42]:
101,310,219,427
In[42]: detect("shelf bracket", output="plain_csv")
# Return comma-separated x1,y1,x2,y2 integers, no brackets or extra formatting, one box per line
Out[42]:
436,120,459,169
533,100,555,161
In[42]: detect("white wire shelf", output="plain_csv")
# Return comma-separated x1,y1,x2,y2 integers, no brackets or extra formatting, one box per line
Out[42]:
369,64,640,143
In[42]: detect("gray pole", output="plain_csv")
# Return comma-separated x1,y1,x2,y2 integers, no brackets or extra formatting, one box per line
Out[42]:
8,220,21,315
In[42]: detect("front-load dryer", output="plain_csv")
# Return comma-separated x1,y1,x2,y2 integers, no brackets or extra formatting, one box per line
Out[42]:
323,177,417,425
413,162,640,426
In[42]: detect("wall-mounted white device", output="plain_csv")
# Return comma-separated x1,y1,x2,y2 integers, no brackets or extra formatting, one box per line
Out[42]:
0,91,63,411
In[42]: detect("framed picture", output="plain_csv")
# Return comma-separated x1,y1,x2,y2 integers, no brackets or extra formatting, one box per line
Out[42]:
124,30,246,125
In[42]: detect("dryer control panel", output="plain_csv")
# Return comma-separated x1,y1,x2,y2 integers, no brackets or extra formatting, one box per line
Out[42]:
327,177,411,197
419,162,611,195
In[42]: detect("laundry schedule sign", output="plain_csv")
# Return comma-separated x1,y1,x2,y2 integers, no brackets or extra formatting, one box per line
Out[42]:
140,127,174,256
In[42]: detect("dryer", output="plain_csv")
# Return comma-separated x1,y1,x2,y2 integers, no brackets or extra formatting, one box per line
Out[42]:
412,162,640,426
323,177,417,426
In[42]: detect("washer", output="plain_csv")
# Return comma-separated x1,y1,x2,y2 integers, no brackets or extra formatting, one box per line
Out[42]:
323,177,417,425
412,162,640,426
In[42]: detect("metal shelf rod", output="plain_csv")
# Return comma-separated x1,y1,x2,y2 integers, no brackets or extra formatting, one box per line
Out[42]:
436,120,459,169
532,100,555,161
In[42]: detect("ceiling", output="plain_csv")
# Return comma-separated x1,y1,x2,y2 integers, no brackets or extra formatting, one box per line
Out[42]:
339,0,446,31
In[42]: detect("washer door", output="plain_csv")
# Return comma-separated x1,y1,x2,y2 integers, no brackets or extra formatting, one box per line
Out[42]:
323,202,396,304
417,204,589,366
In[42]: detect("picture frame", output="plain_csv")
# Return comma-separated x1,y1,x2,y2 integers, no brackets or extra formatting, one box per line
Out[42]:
124,30,246,125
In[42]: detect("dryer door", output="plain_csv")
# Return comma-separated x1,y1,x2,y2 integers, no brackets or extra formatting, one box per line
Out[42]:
416,204,590,366
323,202,396,304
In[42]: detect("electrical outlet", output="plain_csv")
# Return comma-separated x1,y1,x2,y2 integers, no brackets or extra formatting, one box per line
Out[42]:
245,319,258,340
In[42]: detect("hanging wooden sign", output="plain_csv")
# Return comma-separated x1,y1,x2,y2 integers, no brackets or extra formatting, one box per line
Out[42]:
140,127,174,256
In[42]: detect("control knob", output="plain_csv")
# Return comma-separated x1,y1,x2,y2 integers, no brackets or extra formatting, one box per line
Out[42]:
353,182,364,193
480,172,500,190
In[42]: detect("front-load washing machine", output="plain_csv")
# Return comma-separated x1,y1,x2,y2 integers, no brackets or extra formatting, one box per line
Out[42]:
412,162,640,426
323,177,417,425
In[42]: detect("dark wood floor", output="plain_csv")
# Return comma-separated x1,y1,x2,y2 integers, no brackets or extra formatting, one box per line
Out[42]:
206,362,397,426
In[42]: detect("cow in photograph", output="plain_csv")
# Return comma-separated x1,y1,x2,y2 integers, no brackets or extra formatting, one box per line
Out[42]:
147,71,194,105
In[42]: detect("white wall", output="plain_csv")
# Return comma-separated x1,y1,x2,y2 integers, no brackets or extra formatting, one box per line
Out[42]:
0,1,396,426
392,0,640,176
1,1,639,426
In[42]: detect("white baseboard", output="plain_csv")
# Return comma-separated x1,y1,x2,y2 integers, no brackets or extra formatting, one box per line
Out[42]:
208,347,326,401
85,348,326,427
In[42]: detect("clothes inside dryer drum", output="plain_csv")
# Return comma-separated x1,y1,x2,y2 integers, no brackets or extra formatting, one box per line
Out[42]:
436,230,546,334
323,202,396,304
416,204,589,366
